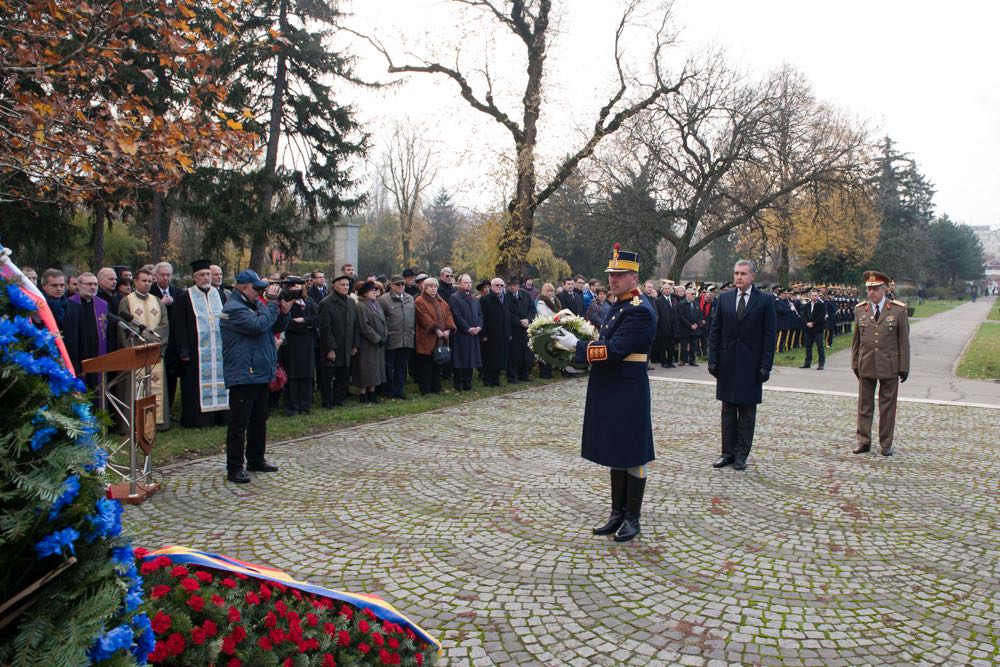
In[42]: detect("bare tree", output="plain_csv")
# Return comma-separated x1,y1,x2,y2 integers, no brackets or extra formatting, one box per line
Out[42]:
380,122,437,268
357,0,691,275
609,57,869,280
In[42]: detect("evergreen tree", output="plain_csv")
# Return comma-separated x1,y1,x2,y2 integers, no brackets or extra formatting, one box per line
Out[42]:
418,189,462,273
928,215,985,286
0,259,151,665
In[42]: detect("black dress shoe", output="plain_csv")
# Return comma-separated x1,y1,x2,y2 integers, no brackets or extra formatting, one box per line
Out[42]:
852,445,871,454
880,448,893,456
712,456,735,469
227,469,251,484
247,460,279,472
816,365,824,370
799,364,810,369
688,362,699,367
732,457,747,471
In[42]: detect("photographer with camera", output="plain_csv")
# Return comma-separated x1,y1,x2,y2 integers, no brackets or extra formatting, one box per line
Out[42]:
220,270,293,484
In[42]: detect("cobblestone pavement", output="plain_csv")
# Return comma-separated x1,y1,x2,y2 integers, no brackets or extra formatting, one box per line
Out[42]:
126,379,1000,666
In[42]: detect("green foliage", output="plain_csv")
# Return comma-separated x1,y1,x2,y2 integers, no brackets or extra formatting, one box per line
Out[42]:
927,215,984,286
358,212,403,278
957,322,1000,380
0,185,78,270
416,189,463,272
0,277,149,665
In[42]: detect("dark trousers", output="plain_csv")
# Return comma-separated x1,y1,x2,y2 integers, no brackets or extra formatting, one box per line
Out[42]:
414,354,442,394
661,335,676,364
284,377,313,413
318,365,350,407
384,347,411,397
453,367,475,390
803,328,826,367
679,337,696,364
482,369,501,387
226,383,270,471
721,402,757,459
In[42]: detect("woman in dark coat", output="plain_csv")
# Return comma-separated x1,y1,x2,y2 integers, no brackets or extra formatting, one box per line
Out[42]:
281,285,319,415
448,273,483,391
352,281,387,403
414,278,457,394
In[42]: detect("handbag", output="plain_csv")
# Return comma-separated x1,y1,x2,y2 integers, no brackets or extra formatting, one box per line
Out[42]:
432,342,451,366
269,363,288,392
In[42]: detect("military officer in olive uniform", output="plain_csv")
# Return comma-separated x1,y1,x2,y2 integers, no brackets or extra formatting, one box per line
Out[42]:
851,270,910,456
553,244,656,542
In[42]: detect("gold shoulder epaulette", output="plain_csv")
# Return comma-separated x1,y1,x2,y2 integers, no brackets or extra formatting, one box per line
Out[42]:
891,299,906,307
855,301,867,308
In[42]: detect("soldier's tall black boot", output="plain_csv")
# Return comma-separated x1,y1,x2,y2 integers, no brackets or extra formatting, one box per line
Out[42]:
614,475,646,542
592,469,628,535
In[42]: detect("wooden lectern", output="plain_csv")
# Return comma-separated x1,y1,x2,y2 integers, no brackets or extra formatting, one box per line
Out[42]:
82,342,163,504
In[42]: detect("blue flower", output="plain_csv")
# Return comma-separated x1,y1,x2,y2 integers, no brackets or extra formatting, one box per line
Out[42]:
5,284,37,312
85,497,122,541
34,527,79,559
47,474,80,521
84,447,109,473
124,582,144,612
0,318,18,348
110,543,134,566
29,425,59,452
72,400,94,422
87,624,134,662
130,614,155,664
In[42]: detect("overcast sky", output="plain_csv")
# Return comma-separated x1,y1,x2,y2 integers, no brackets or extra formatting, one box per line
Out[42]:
343,0,1000,228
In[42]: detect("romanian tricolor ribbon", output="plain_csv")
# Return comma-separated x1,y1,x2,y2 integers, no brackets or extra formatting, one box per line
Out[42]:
144,546,441,651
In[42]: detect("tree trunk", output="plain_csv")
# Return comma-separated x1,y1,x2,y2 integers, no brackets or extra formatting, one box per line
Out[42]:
496,140,538,277
150,190,165,261
92,200,106,270
777,242,790,286
251,0,288,273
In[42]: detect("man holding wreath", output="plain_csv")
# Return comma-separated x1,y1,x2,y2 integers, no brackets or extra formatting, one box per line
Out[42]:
554,243,656,542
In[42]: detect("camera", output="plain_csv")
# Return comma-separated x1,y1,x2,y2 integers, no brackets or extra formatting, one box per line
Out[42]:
269,276,305,301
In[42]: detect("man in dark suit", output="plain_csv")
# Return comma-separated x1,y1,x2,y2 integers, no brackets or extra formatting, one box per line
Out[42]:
505,276,535,382
655,285,676,367
708,259,777,471
557,276,583,315
800,289,826,369
677,287,702,366
307,270,328,303
479,277,511,387
553,244,656,542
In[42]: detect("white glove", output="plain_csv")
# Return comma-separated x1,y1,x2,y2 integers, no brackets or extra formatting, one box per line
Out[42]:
552,329,579,351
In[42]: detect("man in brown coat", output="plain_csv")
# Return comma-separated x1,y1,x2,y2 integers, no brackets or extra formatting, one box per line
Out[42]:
851,270,910,456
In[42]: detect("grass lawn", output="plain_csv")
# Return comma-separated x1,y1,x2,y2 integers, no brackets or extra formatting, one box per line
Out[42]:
772,330,853,368
908,299,965,318
118,375,568,468
957,323,1000,380
988,306,1000,322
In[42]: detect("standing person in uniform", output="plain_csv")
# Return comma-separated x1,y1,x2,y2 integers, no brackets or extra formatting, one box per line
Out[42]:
553,244,656,542
851,270,910,456
708,260,777,471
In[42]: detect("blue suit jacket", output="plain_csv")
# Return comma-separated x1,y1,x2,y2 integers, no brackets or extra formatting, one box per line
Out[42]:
708,286,777,405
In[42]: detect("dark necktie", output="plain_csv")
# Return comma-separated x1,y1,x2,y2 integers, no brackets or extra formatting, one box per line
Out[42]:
874,304,880,321
737,292,747,320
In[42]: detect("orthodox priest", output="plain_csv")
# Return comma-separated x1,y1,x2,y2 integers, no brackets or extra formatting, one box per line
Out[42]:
172,259,228,427
118,266,171,429
553,244,656,542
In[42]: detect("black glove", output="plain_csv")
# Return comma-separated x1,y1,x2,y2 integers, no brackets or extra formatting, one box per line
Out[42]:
853,368,859,379
899,371,908,383
758,370,769,384
708,365,719,378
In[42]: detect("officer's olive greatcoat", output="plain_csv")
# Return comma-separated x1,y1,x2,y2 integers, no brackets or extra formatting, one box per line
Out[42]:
851,299,910,379
573,288,656,468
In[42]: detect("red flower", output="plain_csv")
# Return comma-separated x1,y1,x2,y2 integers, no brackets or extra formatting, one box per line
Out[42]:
147,642,168,664
306,612,319,627
191,627,207,645
283,659,294,667
322,654,336,667
258,636,273,650
150,584,171,600
195,570,213,583
165,632,186,657
358,620,370,634
363,608,377,620
275,600,288,615
323,622,337,637
211,594,225,607
415,652,423,665
221,636,237,655
339,605,353,620
134,546,150,557
227,659,242,667
372,632,385,647
181,577,200,592
358,642,371,655
269,627,285,643
273,582,287,593
406,628,416,640
235,573,248,579
151,611,172,634
245,591,260,606
388,636,399,649
203,620,218,637
337,630,350,647
379,648,392,665
231,626,247,642
291,589,302,600
187,595,205,613
227,606,241,623
140,561,161,575
221,577,237,589
170,565,188,578
264,612,278,629
258,584,272,601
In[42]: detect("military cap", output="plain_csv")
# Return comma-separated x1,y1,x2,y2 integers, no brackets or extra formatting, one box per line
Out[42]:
605,242,639,273
863,270,891,287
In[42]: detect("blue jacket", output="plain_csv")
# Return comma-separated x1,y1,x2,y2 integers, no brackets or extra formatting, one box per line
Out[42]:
220,290,290,388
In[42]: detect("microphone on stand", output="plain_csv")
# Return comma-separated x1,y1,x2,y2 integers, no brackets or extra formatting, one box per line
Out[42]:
118,311,162,342
107,313,144,339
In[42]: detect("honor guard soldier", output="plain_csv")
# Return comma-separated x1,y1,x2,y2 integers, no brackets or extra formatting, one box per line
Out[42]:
553,243,656,542
851,270,910,456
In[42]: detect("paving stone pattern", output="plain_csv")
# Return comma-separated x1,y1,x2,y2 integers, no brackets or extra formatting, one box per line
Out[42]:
126,380,1000,666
